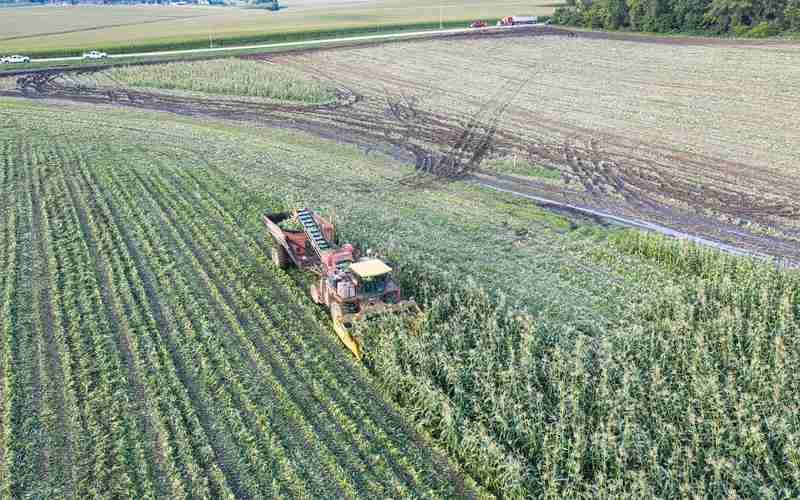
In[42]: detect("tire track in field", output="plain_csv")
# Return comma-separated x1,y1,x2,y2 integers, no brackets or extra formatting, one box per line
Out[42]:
9,140,46,497
0,138,19,495
41,168,90,495
141,167,421,498
81,189,195,500
50,164,102,497
78,157,236,499
100,159,302,498
114,165,298,498
59,162,145,496
61,152,166,497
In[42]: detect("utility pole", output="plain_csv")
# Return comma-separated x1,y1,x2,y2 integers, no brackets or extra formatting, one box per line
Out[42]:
439,5,443,29
209,33,213,49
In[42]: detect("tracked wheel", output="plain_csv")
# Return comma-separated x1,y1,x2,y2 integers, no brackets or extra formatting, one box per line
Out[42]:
271,245,289,269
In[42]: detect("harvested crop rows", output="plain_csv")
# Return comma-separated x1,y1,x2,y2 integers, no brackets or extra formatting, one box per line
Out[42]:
0,109,464,498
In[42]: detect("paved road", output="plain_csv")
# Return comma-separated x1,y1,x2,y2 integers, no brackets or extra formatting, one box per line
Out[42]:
32,24,531,63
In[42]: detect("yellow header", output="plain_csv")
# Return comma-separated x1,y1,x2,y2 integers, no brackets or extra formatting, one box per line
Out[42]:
349,259,392,278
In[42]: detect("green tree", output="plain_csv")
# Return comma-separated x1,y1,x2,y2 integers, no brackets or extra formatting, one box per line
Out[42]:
706,0,755,30
786,0,800,28
672,0,712,29
605,0,631,27
627,0,649,28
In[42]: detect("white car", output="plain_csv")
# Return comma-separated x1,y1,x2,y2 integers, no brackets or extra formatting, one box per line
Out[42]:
82,50,108,60
1,55,31,64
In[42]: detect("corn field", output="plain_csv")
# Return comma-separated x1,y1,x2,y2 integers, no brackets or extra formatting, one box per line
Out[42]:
108,59,336,103
3,97,798,499
0,101,461,498
357,232,800,498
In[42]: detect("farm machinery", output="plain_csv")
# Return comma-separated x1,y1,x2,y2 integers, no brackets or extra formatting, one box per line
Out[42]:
497,15,539,26
264,208,420,359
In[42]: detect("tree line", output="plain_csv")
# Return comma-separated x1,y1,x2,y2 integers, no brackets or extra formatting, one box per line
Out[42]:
552,0,800,36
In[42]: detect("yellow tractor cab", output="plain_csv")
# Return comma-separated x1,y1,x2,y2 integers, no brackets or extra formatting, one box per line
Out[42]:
349,259,393,296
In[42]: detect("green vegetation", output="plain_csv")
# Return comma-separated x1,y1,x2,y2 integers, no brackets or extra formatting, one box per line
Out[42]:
553,0,800,36
0,97,466,498
108,59,335,103
483,157,562,181
360,231,800,498
2,87,798,499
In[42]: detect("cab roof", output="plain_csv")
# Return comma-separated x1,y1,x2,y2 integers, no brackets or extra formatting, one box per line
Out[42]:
349,259,391,278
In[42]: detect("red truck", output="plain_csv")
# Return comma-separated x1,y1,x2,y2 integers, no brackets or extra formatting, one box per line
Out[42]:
497,15,538,26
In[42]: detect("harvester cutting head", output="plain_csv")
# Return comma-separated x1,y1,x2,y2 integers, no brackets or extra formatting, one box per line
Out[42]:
329,257,422,359
263,208,422,359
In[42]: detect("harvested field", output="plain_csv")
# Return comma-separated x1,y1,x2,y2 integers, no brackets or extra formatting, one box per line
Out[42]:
264,30,800,259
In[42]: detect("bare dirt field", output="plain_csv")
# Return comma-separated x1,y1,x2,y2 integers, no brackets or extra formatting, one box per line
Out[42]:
5,27,799,261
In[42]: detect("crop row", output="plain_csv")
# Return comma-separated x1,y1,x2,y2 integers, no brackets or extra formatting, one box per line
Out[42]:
0,137,20,496
69,146,241,499
42,142,155,498
5,139,52,498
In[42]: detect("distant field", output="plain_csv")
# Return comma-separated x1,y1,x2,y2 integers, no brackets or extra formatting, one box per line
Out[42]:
0,0,555,56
